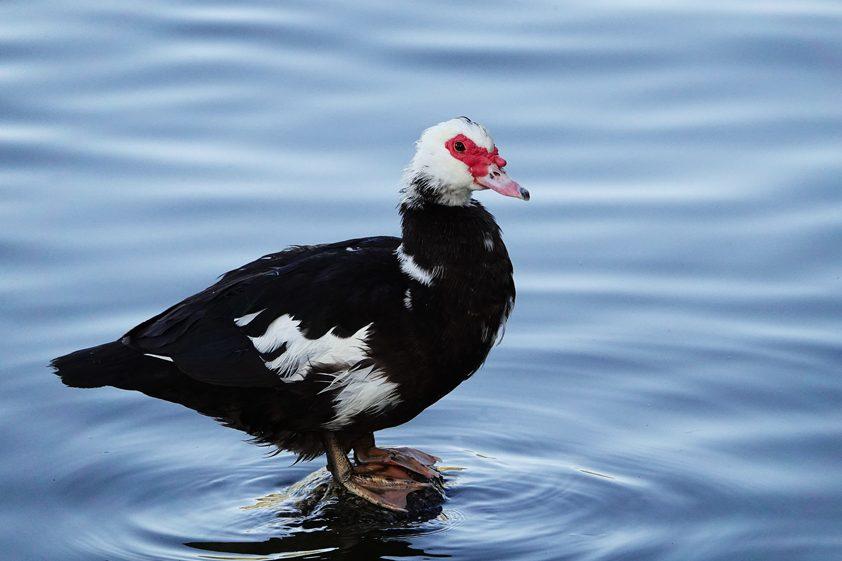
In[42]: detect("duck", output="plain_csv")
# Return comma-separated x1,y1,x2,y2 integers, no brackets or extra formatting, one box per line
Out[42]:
53,117,529,512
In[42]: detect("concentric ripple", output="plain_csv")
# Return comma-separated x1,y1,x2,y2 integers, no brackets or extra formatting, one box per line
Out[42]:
2,0,841,560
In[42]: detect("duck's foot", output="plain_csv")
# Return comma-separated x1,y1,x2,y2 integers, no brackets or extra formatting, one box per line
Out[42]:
322,432,434,513
354,442,441,481
341,468,431,512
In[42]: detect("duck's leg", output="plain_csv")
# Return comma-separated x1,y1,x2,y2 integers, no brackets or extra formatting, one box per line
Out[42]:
352,433,441,480
322,432,428,513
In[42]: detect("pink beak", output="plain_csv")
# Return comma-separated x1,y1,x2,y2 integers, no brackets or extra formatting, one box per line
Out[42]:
474,165,530,201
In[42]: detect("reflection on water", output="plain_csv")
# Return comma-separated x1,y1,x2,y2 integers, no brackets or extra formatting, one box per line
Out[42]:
1,0,841,560
184,469,450,560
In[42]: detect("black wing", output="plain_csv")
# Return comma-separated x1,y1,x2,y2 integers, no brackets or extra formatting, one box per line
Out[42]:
122,236,404,387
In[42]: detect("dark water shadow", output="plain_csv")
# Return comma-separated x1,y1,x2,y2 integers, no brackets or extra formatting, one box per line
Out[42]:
187,533,450,560
186,468,451,560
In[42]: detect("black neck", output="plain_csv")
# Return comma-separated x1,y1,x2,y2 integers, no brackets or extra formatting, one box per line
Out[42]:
397,196,516,383
399,199,508,281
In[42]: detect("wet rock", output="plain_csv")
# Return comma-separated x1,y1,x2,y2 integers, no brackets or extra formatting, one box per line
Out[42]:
288,468,446,523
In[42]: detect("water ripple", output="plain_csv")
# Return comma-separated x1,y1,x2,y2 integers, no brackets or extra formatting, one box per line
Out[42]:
2,0,841,560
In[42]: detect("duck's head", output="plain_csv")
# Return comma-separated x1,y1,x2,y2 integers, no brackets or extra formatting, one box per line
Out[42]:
402,117,529,207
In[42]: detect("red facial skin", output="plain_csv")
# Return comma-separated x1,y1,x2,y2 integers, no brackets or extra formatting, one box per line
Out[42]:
445,133,530,201
444,134,508,180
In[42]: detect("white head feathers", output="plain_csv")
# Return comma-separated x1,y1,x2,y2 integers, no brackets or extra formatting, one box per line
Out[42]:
402,117,496,207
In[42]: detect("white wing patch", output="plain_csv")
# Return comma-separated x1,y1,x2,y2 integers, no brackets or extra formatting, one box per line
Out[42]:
320,364,402,430
234,309,265,327
247,314,371,382
395,244,441,286
144,353,174,362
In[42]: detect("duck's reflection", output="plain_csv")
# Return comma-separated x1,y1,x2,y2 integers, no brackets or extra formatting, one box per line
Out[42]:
186,533,449,560
186,469,449,560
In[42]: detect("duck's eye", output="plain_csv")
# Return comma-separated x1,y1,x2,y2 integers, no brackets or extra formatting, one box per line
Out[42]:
454,141,466,152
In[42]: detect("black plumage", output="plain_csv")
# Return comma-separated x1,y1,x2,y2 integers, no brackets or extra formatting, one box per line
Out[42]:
54,199,515,460
53,118,526,511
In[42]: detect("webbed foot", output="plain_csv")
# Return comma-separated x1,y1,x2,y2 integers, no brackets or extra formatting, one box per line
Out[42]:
354,445,441,480
322,432,437,513
340,468,431,512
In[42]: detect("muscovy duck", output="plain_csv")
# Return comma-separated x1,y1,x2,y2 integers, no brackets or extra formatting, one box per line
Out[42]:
53,117,529,512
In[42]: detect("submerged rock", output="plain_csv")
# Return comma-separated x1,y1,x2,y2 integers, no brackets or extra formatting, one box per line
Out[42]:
246,467,446,524
296,468,446,523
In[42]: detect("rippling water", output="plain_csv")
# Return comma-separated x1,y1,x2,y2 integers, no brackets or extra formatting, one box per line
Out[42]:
2,1,841,560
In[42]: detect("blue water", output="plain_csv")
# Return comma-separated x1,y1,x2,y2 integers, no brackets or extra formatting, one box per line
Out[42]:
2,1,841,560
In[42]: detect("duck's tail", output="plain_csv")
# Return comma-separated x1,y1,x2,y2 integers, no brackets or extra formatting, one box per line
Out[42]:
51,340,173,390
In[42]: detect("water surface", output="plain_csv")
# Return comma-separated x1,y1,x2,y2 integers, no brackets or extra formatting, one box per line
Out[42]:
1,1,841,560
